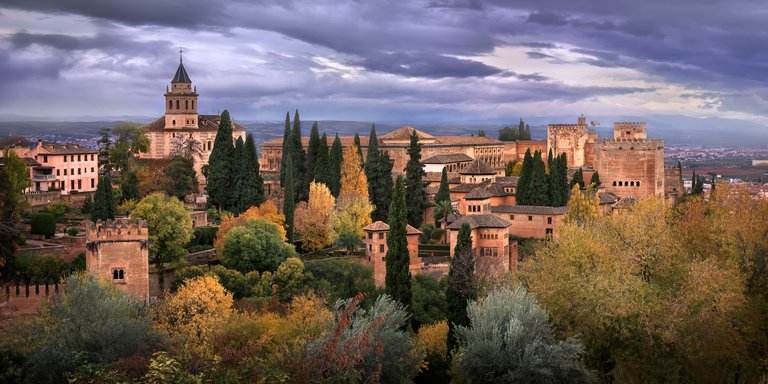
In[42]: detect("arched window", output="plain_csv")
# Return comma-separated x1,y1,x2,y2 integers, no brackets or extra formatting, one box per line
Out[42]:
113,270,119,279
636,181,641,187
169,100,173,109
172,119,176,126
191,100,195,109
618,181,623,186
613,181,617,186
630,181,635,186
185,100,189,109
176,100,180,109
118,270,124,279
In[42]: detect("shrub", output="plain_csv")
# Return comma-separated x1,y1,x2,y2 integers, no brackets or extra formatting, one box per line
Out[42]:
15,253,69,281
221,218,296,274
29,212,56,238
66,226,79,236
334,231,363,255
190,226,218,247
70,253,86,272
46,202,70,221
304,258,377,307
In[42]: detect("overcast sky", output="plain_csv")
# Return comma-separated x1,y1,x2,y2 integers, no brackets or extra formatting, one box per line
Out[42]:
0,0,766,124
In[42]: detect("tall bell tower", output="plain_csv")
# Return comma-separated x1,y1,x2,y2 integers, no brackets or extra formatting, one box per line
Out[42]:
164,48,199,129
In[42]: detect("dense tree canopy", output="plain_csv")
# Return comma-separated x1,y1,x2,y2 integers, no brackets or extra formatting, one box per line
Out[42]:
221,218,297,274
206,110,235,210
404,130,427,227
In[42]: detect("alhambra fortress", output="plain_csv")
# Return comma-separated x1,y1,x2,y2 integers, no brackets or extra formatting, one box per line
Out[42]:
2,56,682,314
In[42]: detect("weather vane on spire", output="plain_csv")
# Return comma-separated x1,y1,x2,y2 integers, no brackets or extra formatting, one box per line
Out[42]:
179,47,183,63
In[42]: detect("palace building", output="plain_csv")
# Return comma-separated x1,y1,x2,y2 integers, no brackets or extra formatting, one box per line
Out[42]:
140,53,246,186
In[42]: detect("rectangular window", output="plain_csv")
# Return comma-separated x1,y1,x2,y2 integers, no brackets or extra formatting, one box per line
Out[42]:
63,156,67,162
77,180,81,189
78,155,81,161
367,233,373,239
378,233,384,240
64,169,67,176
43,155,48,163
379,244,385,253
78,168,81,175
547,217,552,224
70,155,74,161
91,167,94,173
91,178,94,188
70,180,75,190
528,216,533,221
56,169,60,176
510,215,514,220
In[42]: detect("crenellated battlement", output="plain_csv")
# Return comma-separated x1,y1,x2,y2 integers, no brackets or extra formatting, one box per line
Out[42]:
85,219,148,242
597,138,664,151
614,122,647,139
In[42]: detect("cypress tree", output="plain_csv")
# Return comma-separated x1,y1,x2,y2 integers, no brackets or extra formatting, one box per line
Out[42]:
235,134,265,214
570,167,585,189
385,176,412,319
365,123,393,222
524,123,531,140
557,154,569,205
518,118,525,138
404,130,427,227
314,132,331,187
291,110,307,202
232,137,244,210
590,170,601,187
529,150,550,206
434,167,451,224
206,110,235,210
547,148,554,171
354,132,363,164
446,221,475,351
548,152,561,207
517,149,533,205
92,175,116,221
305,122,320,186
329,133,343,197
283,155,295,242
280,112,291,186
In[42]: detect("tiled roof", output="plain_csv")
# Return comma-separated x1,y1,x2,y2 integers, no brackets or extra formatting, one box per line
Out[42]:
426,185,439,195
459,158,496,175
144,115,247,132
363,220,422,234
450,182,486,193
0,157,41,166
495,176,519,187
447,214,511,229
486,183,508,197
491,205,568,215
434,136,501,145
599,192,619,205
38,144,98,155
422,153,473,164
424,172,444,183
465,188,492,200
612,197,637,209
380,125,435,141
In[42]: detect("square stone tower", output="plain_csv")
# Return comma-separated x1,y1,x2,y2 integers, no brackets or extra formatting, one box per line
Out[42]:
85,219,150,302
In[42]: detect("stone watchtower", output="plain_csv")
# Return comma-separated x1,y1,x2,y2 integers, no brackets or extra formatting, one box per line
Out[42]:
164,49,199,129
85,219,150,302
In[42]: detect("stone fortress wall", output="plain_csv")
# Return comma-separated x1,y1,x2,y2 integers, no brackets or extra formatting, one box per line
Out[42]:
85,219,150,302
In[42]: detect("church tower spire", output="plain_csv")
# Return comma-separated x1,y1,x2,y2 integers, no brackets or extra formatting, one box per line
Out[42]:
164,48,198,129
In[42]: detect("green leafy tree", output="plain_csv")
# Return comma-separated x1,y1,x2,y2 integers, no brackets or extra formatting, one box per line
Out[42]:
446,221,475,351
314,132,331,187
516,149,533,204
329,133,343,197
283,155,296,242
131,193,193,291
455,286,589,383
335,231,364,255
385,176,412,320
30,213,56,238
404,130,427,227
234,134,265,214
220,218,296,274
91,175,116,221
412,274,447,327
162,156,198,200
108,121,149,172
570,167,585,190
120,166,141,202
0,167,21,274
498,126,520,141
280,112,291,186
528,150,550,206
206,110,235,210
306,122,321,188
25,273,162,383
290,110,307,201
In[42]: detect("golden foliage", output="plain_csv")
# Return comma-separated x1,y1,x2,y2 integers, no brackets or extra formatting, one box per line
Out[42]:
412,320,448,371
563,183,601,226
155,275,234,365
339,145,368,201
214,200,286,250
294,182,337,251
333,194,374,238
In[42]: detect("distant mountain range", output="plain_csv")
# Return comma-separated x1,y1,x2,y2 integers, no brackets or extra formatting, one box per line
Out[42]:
1,114,766,147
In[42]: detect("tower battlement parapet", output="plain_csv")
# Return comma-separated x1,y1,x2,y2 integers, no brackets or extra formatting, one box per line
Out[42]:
597,138,664,150
84,219,148,242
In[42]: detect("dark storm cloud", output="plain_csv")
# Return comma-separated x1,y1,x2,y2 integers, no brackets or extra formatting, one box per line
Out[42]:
10,31,173,56
359,52,500,78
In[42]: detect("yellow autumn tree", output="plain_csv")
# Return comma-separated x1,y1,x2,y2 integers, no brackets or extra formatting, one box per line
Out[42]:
339,145,368,201
412,320,449,375
155,275,234,367
215,200,286,250
294,182,337,251
333,194,373,238
563,183,600,226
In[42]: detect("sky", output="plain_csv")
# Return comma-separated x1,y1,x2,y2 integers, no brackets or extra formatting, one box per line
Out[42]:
0,0,767,125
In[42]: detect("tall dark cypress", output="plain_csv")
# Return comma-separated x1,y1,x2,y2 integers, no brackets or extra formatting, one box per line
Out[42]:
305,122,321,186
314,132,331,187
329,133,343,197
557,154,569,205
547,151,561,207
235,134,265,214
206,110,235,210
365,123,392,222
354,132,363,164
92,175,116,221
517,149,533,205
529,150,550,206
518,117,525,138
385,176,412,318
404,130,427,227
547,148,554,171
434,168,451,224
283,155,295,242
524,123,531,140
280,112,291,187
291,110,307,202
570,167,585,189
589,170,601,187
446,221,475,351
